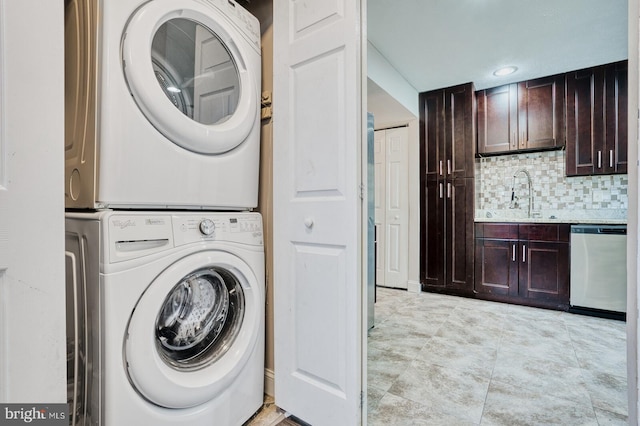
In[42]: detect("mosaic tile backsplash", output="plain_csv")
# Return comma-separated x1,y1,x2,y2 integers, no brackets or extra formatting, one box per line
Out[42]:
475,150,628,222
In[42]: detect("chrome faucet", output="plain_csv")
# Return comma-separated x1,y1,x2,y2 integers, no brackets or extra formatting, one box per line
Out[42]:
510,169,533,218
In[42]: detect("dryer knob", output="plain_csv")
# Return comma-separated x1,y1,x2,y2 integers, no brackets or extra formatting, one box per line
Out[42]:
199,219,215,236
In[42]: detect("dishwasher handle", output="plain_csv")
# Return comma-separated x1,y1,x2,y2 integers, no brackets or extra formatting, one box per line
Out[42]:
571,225,627,235
598,228,627,235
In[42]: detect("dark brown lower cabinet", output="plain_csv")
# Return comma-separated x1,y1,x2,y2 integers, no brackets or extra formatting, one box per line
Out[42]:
475,236,519,297
421,178,474,295
475,223,570,310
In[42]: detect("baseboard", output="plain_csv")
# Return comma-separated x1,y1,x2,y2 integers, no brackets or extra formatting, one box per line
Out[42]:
407,280,421,293
264,368,275,397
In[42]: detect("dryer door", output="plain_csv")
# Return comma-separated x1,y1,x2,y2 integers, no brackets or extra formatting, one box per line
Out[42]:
122,0,258,154
125,251,261,408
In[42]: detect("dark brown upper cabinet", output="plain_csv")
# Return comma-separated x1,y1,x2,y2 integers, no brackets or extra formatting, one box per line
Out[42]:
420,83,475,296
477,75,565,154
566,60,627,176
421,83,475,181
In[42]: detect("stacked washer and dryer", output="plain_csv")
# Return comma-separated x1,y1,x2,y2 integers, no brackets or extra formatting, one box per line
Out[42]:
64,0,264,425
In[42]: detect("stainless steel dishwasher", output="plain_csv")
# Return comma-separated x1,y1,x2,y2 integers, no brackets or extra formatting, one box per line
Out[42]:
570,224,627,318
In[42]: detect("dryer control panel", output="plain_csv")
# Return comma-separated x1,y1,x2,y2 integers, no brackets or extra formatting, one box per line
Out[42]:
203,0,261,51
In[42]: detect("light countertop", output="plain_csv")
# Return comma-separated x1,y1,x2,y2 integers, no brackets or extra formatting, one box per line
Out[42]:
475,209,627,225
475,217,627,225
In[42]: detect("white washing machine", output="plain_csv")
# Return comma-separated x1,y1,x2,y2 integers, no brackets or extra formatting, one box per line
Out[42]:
65,0,261,210
65,211,264,425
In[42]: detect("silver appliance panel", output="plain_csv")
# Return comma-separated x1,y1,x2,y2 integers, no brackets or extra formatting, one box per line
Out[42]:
570,224,627,314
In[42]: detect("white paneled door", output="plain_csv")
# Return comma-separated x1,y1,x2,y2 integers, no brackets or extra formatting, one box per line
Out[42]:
0,0,65,402
273,0,365,424
374,127,409,289
374,130,385,287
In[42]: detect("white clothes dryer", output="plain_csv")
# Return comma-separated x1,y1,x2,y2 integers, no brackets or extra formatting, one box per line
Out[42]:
65,211,264,425
65,0,261,210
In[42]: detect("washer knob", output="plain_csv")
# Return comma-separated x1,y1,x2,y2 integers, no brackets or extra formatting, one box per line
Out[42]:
199,219,215,236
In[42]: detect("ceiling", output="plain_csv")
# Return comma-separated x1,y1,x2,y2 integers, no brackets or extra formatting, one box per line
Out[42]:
367,0,628,125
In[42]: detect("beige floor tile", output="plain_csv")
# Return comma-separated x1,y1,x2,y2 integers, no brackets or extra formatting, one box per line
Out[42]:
368,392,478,426
388,360,490,424
369,287,628,425
482,380,599,426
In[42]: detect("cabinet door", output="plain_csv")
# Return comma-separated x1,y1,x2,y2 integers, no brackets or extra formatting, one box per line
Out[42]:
475,238,518,296
420,90,444,181
566,66,604,176
566,61,627,176
477,84,518,154
420,179,445,288
444,83,475,178
518,75,565,150
518,241,569,304
604,61,628,174
445,178,474,291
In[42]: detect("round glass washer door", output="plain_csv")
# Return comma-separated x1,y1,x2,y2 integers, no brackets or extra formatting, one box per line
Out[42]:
125,251,261,409
122,0,257,154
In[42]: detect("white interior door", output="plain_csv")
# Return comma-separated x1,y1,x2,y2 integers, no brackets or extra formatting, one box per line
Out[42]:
273,0,364,424
374,127,409,289
374,130,385,287
0,0,65,402
384,127,409,289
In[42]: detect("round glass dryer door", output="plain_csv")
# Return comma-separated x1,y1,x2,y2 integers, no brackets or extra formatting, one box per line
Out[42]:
125,251,261,409
122,0,257,154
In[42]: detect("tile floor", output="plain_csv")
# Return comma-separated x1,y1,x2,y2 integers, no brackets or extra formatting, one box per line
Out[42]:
368,287,628,425
247,286,628,425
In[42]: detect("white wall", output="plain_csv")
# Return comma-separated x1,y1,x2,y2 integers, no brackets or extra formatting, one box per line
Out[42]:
367,41,418,118
406,119,420,292
367,43,420,292
0,0,66,402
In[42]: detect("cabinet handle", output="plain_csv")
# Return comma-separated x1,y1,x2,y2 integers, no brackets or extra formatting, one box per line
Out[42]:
512,244,516,262
610,150,614,168
447,182,451,199
597,151,602,169
512,132,516,148
439,160,443,176
439,183,443,199
522,245,526,263
521,132,525,147
447,159,452,175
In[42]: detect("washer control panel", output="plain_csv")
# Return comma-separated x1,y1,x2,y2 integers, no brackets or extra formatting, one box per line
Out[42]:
106,212,263,263
173,213,263,247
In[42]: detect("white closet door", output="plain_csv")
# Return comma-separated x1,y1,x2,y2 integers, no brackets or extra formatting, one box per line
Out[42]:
374,130,385,287
384,127,409,288
273,0,364,425
374,127,409,289
0,0,65,401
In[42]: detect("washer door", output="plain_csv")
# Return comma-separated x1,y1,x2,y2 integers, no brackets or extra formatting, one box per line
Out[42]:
122,0,257,154
125,251,260,409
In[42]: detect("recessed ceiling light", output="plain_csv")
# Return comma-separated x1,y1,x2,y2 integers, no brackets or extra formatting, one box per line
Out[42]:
493,66,518,77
